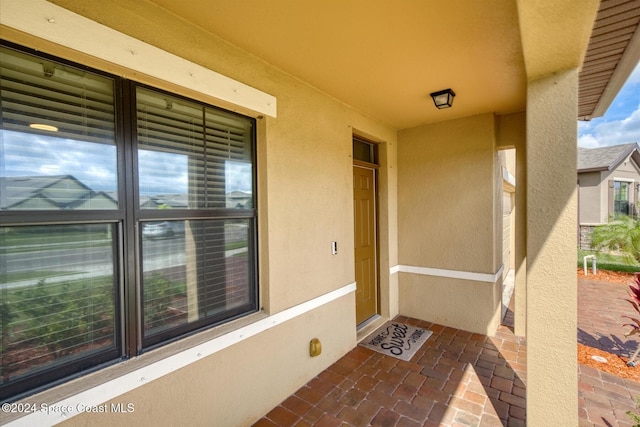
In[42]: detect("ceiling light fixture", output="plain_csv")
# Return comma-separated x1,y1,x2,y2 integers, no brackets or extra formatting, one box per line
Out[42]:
429,88,456,109
29,123,59,132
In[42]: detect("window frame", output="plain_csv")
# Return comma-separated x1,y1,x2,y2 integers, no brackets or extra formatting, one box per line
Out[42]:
613,179,631,218
0,41,259,401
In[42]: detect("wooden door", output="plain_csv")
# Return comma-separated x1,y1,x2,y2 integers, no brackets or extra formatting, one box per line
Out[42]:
353,166,377,324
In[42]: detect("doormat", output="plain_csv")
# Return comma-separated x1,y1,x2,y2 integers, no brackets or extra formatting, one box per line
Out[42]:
360,322,432,361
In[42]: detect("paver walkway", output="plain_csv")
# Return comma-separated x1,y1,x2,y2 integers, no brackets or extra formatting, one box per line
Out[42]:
253,276,640,426
579,277,640,427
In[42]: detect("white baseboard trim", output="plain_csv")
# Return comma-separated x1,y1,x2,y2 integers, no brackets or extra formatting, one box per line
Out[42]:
390,264,504,284
5,283,356,427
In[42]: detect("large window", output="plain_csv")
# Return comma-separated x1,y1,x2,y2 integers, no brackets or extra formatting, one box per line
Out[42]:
0,42,257,400
614,181,630,218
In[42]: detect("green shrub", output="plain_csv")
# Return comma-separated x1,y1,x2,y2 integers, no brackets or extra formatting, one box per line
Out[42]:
143,274,186,330
591,216,640,264
8,278,114,358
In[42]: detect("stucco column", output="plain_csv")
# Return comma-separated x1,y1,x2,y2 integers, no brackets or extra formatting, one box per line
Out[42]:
526,69,578,425
514,136,526,337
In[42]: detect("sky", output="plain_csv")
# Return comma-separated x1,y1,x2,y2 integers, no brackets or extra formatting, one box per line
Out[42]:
578,62,640,148
1,130,253,196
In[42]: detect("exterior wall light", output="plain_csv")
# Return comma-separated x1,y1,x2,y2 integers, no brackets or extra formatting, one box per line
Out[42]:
429,88,456,109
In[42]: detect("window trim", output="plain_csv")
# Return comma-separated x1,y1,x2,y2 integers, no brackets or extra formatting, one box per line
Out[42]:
613,178,633,218
0,0,277,119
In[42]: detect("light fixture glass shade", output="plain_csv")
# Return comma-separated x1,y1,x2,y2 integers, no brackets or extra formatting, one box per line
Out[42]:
429,88,455,109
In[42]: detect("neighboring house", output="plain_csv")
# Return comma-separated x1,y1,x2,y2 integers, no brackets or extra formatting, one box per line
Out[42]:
578,143,640,248
0,1,638,426
0,175,117,210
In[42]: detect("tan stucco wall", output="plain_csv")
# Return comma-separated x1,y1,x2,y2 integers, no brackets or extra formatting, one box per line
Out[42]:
62,295,355,427
517,1,596,422
398,114,499,271
513,130,527,337
399,274,502,335
0,1,399,424
396,113,502,334
525,69,579,427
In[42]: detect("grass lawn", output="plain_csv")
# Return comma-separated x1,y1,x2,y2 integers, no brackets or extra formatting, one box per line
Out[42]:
578,249,640,273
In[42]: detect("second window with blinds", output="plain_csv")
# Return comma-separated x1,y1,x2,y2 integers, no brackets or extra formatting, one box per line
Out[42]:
136,87,258,347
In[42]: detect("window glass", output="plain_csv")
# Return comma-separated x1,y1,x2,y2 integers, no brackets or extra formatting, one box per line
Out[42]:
614,181,630,217
0,224,118,388
136,88,254,210
136,87,258,348
353,138,375,164
141,219,255,342
0,47,117,210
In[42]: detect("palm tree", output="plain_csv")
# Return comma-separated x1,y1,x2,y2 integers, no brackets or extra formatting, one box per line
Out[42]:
590,216,640,263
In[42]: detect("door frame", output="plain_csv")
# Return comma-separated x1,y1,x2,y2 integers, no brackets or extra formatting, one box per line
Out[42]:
353,137,381,327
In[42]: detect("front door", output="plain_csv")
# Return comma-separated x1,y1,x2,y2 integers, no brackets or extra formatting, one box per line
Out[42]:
353,165,378,325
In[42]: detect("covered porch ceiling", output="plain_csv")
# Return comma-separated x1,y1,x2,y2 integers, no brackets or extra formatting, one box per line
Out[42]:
146,0,638,129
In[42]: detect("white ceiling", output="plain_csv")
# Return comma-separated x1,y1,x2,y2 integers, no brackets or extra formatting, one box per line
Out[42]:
148,0,527,129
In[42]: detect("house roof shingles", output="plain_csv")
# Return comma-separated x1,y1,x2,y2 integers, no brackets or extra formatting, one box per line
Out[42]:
578,142,640,172
0,175,116,209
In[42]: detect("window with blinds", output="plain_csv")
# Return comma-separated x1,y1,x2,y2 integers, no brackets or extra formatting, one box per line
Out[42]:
1,44,121,401
0,224,118,397
0,41,258,401
136,87,256,347
136,87,254,210
0,46,117,211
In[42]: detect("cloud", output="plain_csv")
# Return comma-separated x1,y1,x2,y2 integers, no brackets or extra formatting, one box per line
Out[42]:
578,104,640,148
578,63,640,148
3,131,252,198
2,131,118,191
138,149,188,196
225,161,252,193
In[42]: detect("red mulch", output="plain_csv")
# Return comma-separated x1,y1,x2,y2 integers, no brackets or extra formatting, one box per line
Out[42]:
578,343,640,382
577,268,637,285
578,269,640,381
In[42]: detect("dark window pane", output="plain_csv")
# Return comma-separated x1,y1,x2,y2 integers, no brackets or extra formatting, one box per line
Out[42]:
0,46,118,211
353,138,375,163
0,224,117,388
614,181,630,217
136,88,254,210
141,219,254,340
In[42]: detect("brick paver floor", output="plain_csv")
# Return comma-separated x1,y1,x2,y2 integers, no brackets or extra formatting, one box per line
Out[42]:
254,313,526,427
253,276,640,426
579,277,640,427
579,277,639,357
